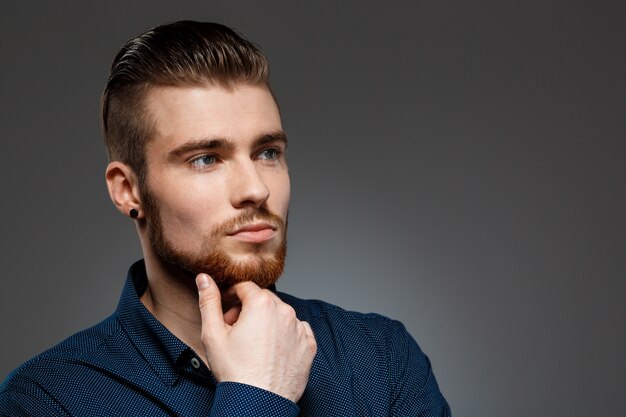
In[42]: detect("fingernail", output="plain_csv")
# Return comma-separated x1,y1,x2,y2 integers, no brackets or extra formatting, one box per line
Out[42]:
196,274,210,290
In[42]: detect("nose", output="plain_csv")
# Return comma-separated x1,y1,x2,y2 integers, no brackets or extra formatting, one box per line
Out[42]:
229,159,270,209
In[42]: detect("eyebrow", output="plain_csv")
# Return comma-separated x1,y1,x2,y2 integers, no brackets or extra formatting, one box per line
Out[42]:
166,130,288,161
254,130,288,148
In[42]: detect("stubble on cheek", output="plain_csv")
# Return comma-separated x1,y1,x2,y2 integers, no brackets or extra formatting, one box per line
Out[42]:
142,187,287,288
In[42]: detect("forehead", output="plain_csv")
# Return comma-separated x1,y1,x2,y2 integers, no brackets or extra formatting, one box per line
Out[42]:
144,83,282,150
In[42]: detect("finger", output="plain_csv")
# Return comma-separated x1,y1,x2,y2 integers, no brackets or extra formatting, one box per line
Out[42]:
222,304,242,326
229,281,265,304
220,287,242,314
301,321,315,339
301,321,317,354
196,274,225,334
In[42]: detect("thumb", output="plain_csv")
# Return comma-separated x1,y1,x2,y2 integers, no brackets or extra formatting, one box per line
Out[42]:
196,274,225,335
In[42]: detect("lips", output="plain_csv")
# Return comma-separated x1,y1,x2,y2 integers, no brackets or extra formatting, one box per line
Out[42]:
228,222,277,243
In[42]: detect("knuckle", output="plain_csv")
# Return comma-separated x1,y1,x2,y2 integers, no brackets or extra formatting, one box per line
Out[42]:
200,325,222,347
278,303,297,320
252,291,274,308
198,297,210,310
200,330,212,346
198,291,216,309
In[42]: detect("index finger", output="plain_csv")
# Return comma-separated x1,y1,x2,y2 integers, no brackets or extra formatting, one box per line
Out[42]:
226,281,265,304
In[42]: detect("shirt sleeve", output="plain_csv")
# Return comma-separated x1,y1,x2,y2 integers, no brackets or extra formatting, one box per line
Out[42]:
210,382,299,417
386,320,452,417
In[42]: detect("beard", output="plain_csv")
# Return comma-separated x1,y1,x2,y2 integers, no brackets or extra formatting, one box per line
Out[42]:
141,187,287,289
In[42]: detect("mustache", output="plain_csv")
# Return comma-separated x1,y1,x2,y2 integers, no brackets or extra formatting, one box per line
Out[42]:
213,208,285,236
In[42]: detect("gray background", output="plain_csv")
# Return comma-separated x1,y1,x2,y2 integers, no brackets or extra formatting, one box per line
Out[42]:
1,1,624,416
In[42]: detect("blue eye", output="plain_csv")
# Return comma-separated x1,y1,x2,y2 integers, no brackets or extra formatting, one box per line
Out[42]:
258,148,281,160
190,154,217,168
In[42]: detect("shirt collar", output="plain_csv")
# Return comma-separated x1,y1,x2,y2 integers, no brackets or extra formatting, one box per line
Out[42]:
115,259,191,387
114,259,279,386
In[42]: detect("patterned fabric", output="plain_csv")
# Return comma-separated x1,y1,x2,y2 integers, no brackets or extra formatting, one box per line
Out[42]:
0,260,451,416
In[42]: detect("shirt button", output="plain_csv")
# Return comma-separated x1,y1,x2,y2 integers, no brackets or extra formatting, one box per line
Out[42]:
191,357,201,369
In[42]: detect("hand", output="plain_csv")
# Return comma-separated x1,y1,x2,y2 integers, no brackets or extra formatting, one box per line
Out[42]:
196,274,317,403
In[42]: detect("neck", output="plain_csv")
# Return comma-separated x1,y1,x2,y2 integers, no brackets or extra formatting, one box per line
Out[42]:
140,250,206,361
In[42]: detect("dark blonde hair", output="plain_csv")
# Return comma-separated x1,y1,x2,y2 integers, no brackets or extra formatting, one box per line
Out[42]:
101,21,270,181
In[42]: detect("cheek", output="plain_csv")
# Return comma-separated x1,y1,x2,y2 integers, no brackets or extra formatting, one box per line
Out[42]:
149,178,223,237
273,173,291,219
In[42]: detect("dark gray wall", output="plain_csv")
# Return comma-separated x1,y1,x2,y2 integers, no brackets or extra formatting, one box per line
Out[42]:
1,1,624,416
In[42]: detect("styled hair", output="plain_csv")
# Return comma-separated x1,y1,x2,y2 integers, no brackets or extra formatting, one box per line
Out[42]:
101,21,270,181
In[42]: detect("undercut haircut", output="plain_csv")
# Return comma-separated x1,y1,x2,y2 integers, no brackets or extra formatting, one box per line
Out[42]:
101,20,270,183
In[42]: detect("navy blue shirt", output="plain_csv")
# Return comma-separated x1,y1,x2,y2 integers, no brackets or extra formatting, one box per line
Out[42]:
1,261,451,416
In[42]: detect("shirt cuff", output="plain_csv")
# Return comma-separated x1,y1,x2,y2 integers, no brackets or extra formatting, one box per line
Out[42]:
210,382,299,417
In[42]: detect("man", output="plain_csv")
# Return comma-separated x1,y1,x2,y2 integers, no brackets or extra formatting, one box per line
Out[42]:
0,21,451,416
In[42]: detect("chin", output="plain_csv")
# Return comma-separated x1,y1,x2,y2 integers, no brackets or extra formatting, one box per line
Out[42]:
191,244,287,289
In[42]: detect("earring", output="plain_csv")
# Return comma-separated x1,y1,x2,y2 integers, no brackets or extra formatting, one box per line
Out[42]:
129,208,139,219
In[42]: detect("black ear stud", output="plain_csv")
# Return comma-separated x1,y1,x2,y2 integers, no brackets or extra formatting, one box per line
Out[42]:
129,208,139,219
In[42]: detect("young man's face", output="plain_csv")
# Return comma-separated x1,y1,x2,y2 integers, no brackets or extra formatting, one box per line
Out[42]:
140,83,290,287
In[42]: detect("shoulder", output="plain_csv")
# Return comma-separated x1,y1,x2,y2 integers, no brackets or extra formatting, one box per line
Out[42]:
278,290,408,338
5,314,122,374
0,314,123,411
277,291,422,369
277,292,451,415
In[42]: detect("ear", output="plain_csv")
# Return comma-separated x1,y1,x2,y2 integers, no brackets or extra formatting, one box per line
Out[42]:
106,161,143,219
